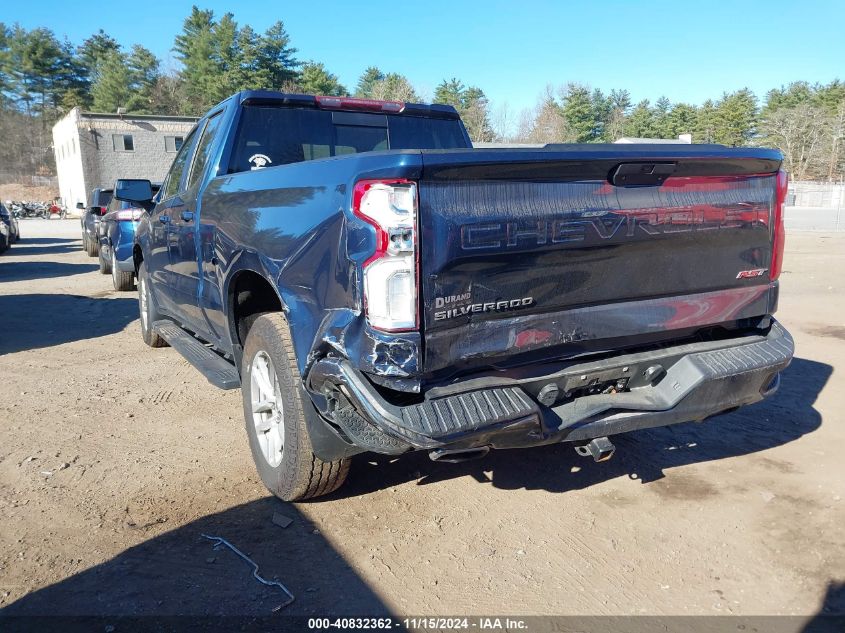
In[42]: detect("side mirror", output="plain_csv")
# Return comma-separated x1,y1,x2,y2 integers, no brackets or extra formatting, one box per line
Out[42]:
114,179,153,205
75,202,84,210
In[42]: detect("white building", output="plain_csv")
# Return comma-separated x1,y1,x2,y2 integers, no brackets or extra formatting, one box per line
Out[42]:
615,134,693,144
52,108,197,210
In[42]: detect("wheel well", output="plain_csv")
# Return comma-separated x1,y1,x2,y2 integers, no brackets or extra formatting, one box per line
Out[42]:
231,271,283,348
132,245,143,274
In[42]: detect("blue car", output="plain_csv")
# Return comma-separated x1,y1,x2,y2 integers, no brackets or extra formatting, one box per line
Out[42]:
98,184,161,290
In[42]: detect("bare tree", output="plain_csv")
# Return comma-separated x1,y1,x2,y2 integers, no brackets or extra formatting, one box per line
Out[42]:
760,104,831,180
490,101,515,142
521,88,571,144
370,74,419,102
827,101,845,182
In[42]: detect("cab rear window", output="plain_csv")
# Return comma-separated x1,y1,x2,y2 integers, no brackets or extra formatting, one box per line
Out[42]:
229,106,467,174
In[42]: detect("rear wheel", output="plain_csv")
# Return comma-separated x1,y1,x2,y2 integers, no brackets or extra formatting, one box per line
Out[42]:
85,233,98,257
241,313,350,501
138,261,167,348
112,250,134,291
98,246,111,274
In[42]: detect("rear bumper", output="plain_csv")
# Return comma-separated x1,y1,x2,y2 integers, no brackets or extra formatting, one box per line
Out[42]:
308,320,794,454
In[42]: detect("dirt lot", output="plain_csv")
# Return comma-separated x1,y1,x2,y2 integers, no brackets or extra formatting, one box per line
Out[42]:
0,219,843,621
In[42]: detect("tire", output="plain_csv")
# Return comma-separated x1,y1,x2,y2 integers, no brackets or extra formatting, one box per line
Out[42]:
85,233,98,257
98,246,111,274
138,261,168,348
112,249,134,291
241,313,350,501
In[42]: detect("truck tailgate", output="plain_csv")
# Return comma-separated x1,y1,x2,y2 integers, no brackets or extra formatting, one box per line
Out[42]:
418,146,783,375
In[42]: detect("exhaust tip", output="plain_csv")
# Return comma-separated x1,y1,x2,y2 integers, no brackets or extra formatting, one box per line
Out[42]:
575,437,616,463
429,446,490,463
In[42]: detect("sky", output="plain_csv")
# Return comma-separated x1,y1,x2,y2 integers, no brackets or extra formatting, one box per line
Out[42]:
5,0,845,116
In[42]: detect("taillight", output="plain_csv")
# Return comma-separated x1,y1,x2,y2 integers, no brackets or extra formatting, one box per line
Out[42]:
115,208,144,221
770,170,788,281
352,179,418,332
316,95,404,113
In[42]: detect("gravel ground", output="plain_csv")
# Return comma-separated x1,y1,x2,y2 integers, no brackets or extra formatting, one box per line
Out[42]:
0,219,843,622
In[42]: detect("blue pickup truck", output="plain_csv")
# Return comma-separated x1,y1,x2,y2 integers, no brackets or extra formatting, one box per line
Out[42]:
115,90,793,500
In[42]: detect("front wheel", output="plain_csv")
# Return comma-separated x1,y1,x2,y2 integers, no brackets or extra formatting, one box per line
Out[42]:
138,261,167,348
241,313,350,501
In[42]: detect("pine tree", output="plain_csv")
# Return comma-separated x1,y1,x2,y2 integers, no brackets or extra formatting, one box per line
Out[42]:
713,88,757,146
653,96,672,138
355,67,384,98
223,25,272,94
90,49,132,112
604,89,631,141
433,78,492,141
0,24,10,104
259,21,299,90
664,103,698,139
5,25,77,119
434,78,465,108
590,88,611,141
298,62,346,96
694,99,718,143
173,7,220,113
561,83,595,142
76,29,119,104
461,86,493,142
126,45,160,112
624,100,656,138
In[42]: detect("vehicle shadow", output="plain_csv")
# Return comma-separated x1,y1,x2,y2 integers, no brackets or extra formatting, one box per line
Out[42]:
0,294,137,355
801,581,845,632
5,243,82,256
0,262,98,282
9,237,79,245
0,498,395,619
340,357,832,497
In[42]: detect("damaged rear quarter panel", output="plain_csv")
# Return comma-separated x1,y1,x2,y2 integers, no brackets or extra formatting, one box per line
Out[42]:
201,151,424,378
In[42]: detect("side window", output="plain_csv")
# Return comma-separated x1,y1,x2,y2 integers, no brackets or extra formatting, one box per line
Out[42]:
165,136,184,152
162,128,198,200
187,112,224,191
112,134,134,151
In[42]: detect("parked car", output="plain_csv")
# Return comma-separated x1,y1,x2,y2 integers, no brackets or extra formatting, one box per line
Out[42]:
116,90,794,501
97,184,161,290
80,188,113,256
0,202,20,250
0,206,10,253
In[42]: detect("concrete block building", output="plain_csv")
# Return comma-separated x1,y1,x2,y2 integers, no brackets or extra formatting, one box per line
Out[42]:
52,108,197,210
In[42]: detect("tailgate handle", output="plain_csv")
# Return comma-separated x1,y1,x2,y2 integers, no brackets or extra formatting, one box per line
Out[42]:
611,162,676,187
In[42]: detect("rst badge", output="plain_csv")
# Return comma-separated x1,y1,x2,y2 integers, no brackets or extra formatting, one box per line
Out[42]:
736,268,768,279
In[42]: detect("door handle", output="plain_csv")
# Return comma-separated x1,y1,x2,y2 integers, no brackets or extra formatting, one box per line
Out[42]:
180,211,194,222
159,215,170,223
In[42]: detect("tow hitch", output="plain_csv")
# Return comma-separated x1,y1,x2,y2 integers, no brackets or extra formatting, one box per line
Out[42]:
575,437,615,462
